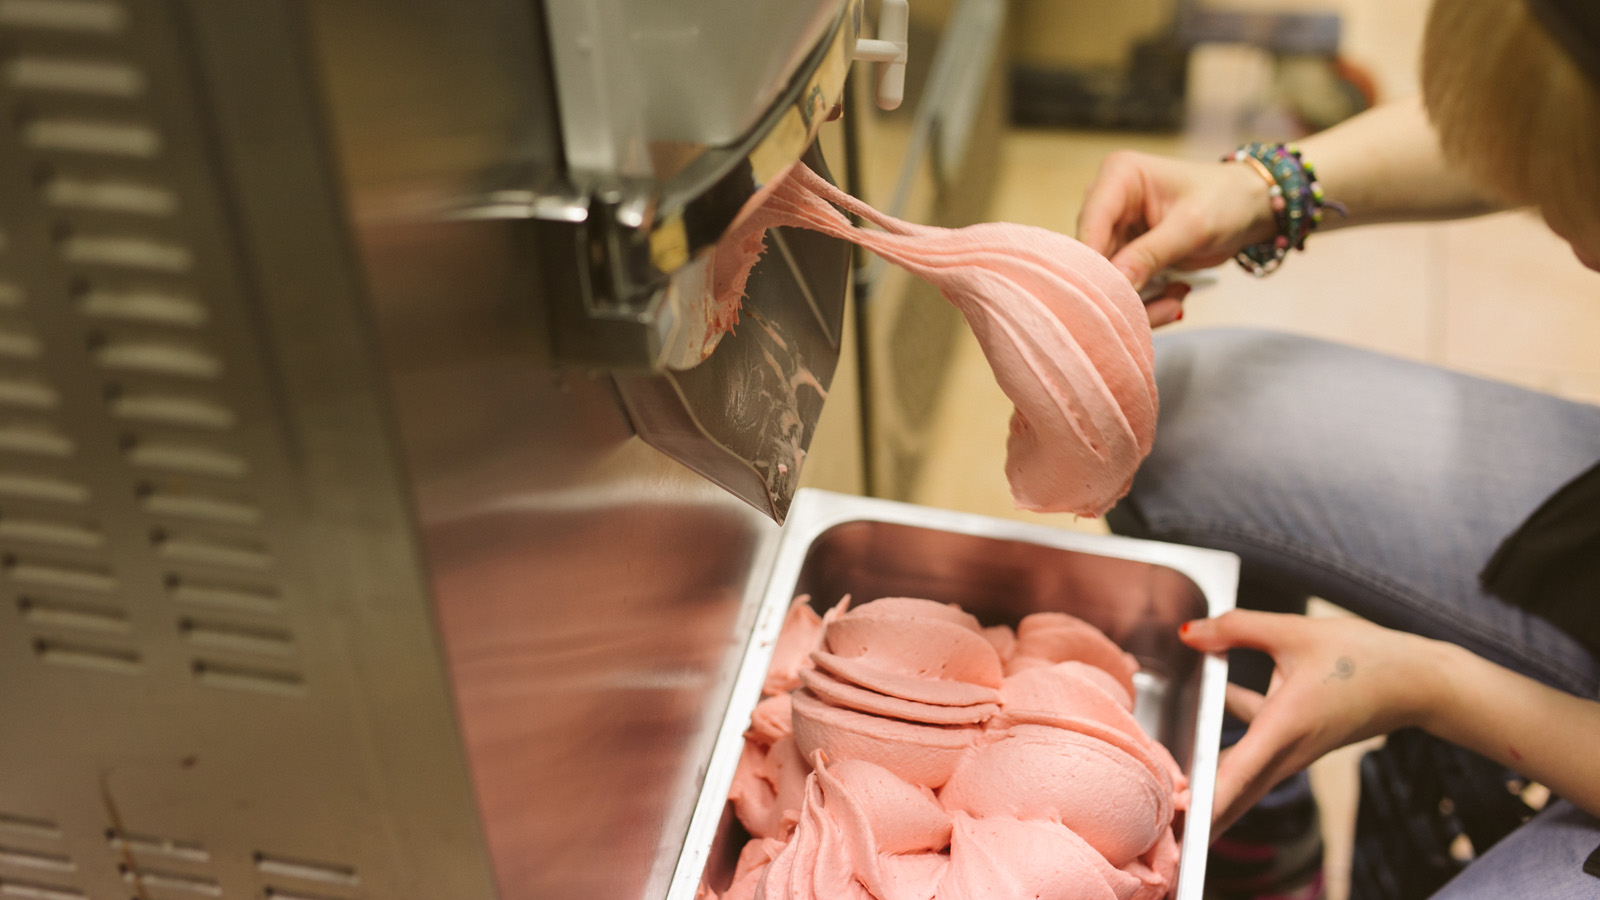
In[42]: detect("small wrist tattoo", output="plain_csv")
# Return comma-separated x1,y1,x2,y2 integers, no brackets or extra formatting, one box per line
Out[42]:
1324,656,1355,683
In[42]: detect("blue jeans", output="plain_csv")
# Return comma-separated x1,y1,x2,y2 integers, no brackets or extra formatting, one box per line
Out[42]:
1105,328,1600,896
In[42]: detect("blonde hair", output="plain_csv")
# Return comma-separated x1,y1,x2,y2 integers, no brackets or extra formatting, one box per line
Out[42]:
1423,0,1600,233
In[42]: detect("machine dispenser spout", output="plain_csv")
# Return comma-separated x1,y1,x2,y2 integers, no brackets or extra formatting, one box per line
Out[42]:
490,0,868,523
507,0,860,375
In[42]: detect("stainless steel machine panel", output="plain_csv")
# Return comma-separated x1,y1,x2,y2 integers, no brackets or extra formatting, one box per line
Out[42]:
0,1,497,898
546,0,843,176
0,2,861,900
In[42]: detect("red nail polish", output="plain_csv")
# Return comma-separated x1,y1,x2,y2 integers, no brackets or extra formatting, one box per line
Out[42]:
1179,621,1192,635
1175,308,1185,321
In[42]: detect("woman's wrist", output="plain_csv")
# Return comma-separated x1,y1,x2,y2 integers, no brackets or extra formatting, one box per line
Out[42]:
1222,143,1347,276
1408,636,1468,736
1222,159,1281,247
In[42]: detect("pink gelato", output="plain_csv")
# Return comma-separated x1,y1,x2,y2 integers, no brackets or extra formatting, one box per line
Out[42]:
715,596,1188,900
764,594,851,695
1008,611,1142,698
711,166,1156,517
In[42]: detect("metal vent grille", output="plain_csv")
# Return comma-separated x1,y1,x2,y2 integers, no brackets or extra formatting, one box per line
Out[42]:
120,869,218,897
255,853,361,900
0,813,84,900
0,823,370,900
0,1,127,35
0,174,133,673
115,828,219,899
0,0,301,694
2,3,504,898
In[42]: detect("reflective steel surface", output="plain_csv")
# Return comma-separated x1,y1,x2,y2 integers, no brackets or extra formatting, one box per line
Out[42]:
672,489,1237,900
546,0,845,175
302,2,856,899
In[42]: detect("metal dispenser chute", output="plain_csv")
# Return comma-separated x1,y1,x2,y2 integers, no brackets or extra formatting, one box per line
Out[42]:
491,0,910,522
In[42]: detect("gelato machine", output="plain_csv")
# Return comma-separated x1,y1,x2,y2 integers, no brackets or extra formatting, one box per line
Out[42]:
0,2,1232,900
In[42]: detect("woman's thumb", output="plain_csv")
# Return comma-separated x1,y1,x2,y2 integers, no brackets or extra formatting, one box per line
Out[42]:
1109,221,1195,290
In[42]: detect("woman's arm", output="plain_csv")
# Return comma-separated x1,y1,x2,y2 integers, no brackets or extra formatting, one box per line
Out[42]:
1420,638,1600,817
1179,610,1600,832
1296,95,1504,231
1076,97,1507,325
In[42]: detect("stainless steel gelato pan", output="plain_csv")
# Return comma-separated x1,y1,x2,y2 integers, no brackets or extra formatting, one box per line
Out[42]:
667,488,1238,900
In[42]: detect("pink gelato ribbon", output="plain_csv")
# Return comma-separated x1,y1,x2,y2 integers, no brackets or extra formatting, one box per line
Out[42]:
711,166,1157,516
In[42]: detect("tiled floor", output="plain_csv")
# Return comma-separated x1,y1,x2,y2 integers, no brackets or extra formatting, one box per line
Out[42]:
907,4,1600,899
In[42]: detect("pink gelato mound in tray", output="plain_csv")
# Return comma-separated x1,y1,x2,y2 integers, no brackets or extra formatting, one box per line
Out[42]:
710,595,1190,900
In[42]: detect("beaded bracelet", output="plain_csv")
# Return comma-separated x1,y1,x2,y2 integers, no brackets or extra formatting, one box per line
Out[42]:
1222,142,1345,276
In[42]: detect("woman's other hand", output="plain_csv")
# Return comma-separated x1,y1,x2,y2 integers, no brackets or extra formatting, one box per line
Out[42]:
1178,610,1447,833
1077,152,1278,327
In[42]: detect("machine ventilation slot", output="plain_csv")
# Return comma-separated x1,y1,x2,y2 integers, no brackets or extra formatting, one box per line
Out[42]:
0,816,59,842
0,513,102,548
0,879,85,900
0,847,73,874
0,381,57,410
93,339,220,379
253,855,358,888
58,233,193,272
119,864,220,896
80,288,203,325
140,485,261,525
105,831,209,864
6,556,116,592
45,177,176,216
0,424,74,457
0,283,22,309
0,330,41,360
191,659,302,695
18,596,127,632
0,473,87,504
153,530,271,570
107,390,231,429
0,0,126,33
0,825,77,900
3,57,144,96
124,439,244,477
264,889,346,900
33,636,140,673
166,576,281,615
179,618,293,657
20,117,160,157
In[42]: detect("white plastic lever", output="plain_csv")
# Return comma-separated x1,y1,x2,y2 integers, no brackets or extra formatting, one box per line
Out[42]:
854,0,908,110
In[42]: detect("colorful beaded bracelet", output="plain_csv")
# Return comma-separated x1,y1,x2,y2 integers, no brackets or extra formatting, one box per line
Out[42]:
1223,142,1346,277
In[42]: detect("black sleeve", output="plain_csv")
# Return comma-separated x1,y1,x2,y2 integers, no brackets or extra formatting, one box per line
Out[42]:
1480,458,1600,660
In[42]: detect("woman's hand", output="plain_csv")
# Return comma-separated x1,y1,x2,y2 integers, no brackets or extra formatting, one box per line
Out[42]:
1178,610,1448,833
1077,152,1277,327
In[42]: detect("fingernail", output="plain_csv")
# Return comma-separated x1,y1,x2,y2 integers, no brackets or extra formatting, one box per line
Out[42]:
1174,308,1185,321
1179,621,1192,635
